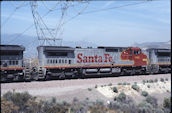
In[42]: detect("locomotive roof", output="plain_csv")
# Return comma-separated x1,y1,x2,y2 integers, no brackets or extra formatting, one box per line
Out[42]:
97,46,128,49
146,48,171,52
0,45,25,51
37,46,74,52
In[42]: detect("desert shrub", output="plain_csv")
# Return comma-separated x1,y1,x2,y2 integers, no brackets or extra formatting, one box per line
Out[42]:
142,80,146,84
3,91,33,112
115,92,126,102
160,78,164,82
2,91,43,113
123,82,127,85
109,100,138,113
154,78,158,82
155,108,165,113
89,104,108,113
148,79,154,83
112,87,118,93
108,83,112,86
118,83,122,85
138,101,154,113
101,85,104,87
95,85,98,88
147,85,150,88
132,84,140,92
165,78,168,81
141,91,149,97
51,97,56,104
146,80,149,83
85,97,89,100
127,83,130,85
88,88,92,91
163,97,171,110
1,98,19,113
145,96,158,108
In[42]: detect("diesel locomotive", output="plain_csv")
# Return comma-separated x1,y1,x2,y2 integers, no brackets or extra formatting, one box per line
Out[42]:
35,46,171,80
0,45,25,82
0,45,171,82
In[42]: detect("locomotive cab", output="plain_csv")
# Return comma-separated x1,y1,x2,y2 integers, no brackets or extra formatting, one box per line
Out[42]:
121,47,148,66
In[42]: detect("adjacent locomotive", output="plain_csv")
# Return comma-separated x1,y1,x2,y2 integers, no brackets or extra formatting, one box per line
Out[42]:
144,48,171,74
0,45,25,82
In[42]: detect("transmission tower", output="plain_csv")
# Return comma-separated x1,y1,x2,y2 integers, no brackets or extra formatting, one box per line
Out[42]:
30,1,89,46
30,1,63,46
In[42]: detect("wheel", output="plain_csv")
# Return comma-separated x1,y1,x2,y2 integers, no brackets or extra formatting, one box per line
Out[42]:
59,72,65,80
45,74,50,81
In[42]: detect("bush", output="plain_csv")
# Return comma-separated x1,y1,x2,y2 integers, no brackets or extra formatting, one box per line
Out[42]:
146,80,149,83
123,82,127,85
132,84,140,92
95,85,98,88
154,78,158,82
1,98,19,113
108,83,112,86
118,83,122,85
134,82,137,85
147,85,150,88
115,92,126,102
126,83,130,85
163,97,171,110
138,101,154,113
145,96,158,108
2,91,42,113
142,80,146,84
141,91,149,97
112,87,118,93
155,108,165,113
165,78,168,81
148,79,154,83
160,78,164,82
88,88,92,91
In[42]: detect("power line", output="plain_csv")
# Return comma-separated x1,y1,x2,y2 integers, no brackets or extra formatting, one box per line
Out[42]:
62,1,148,25
6,10,54,44
2,1,26,27
6,1,149,44
83,1,148,15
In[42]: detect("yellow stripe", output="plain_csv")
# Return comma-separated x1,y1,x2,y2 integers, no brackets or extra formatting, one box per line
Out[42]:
44,64,133,68
157,63,171,65
0,66,22,68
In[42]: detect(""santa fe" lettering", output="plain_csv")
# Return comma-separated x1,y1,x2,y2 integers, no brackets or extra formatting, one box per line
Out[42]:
77,53,112,63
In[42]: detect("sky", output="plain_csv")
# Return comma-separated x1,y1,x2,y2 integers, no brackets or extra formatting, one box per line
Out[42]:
1,0,171,47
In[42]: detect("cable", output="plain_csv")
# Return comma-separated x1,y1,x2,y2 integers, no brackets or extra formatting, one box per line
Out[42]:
2,1,26,27
41,1,60,11
6,1,149,44
83,1,148,15
11,1,26,9
1,9,17,27
6,9,53,44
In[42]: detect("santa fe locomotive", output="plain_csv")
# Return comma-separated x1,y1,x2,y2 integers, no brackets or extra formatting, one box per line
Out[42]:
0,45,171,82
34,46,171,80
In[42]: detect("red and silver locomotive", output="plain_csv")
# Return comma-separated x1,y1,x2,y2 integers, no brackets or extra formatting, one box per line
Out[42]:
35,46,171,80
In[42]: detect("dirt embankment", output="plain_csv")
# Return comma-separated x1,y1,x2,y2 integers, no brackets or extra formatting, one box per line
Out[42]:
1,74,171,104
